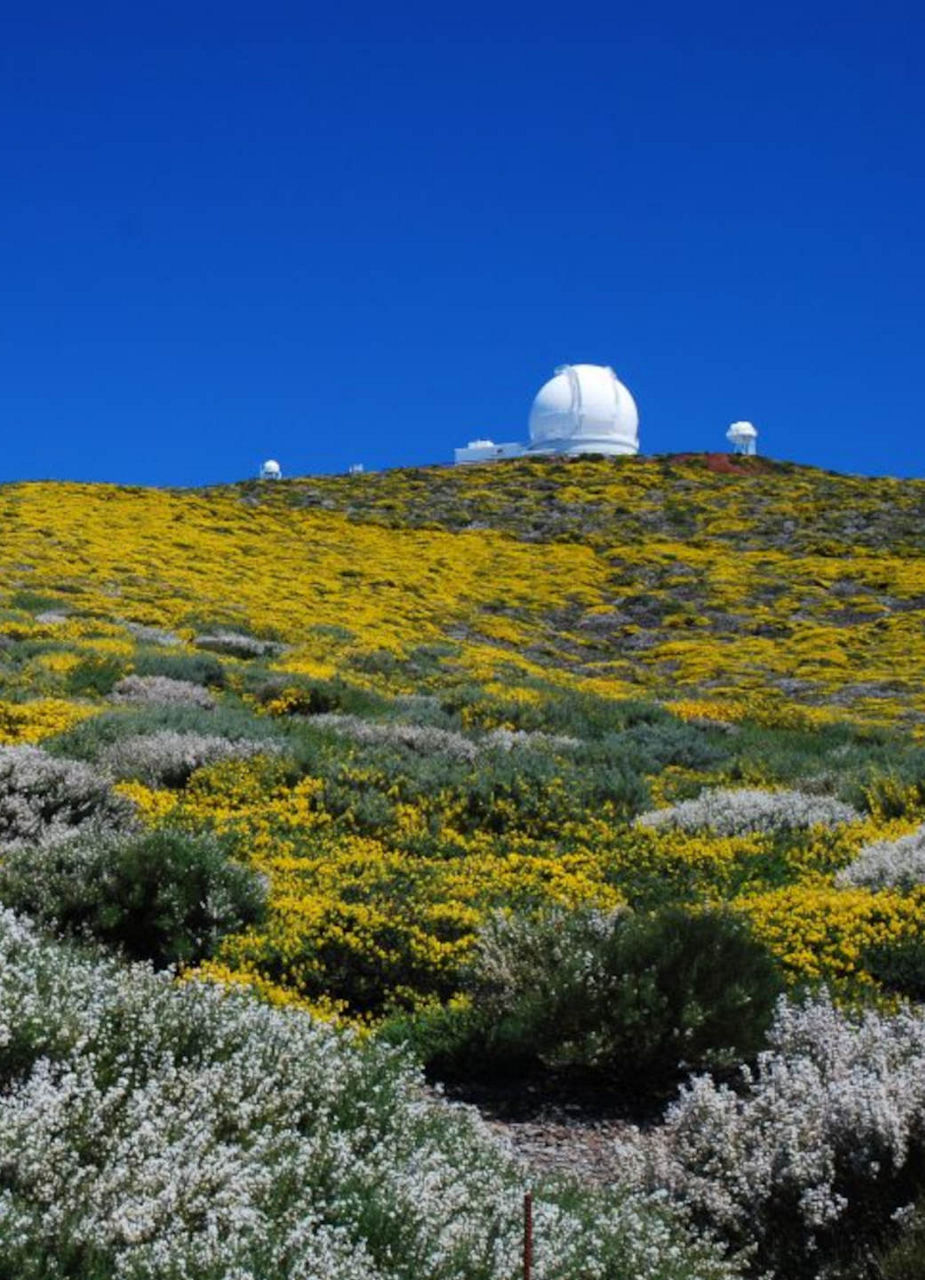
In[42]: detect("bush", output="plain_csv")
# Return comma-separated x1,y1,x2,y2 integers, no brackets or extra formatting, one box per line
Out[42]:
194,630,282,659
46,703,283,767
121,621,182,647
100,730,280,788
844,752,925,818
458,746,650,833
0,745,134,850
247,672,387,717
837,824,925,891
638,786,861,836
618,992,925,1280
63,654,126,697
0,828,267,967
133,649,227,687
482,727,581,753
863,936,925,1001
313,714,479,762
877,1198,925,1280
0,909,741,1280
433,906,782,1097
111,674,216,710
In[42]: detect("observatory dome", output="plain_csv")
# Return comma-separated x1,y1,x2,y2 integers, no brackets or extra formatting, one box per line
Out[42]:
260,459,282,480
528,364,639,456
726,422,758,456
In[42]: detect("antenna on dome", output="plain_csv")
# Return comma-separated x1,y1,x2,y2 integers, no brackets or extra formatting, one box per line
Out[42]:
726,422,758,456
259,459,282,480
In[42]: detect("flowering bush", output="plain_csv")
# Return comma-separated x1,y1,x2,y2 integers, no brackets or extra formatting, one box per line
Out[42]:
0,698,99,744
638,787,861,836
421,906,782,1097
312,714,479,761
0,909,740,1280
617,992,925,1278
837,824,925,891
482,727,582,753
111,673,217,709
122,620,182,647
737,884,924,982
194,630,282,658
0,744,134,850
100,730,280,788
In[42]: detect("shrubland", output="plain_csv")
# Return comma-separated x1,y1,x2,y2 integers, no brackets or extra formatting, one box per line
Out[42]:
0,454,924,1276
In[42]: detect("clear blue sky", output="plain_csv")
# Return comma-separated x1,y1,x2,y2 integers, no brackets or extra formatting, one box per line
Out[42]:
2,0,922,485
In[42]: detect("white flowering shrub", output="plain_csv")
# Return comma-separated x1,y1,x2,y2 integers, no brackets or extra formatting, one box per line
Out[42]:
313,715,480,762
617,992,925,1278
310,719,582,763
122,621,182,647
836,824,925,891
470,906,624,1020
637,787,861,836
100,730,279,787
0,745,135,850
0,910,739,1280
194,630,282,659
111,673,217,709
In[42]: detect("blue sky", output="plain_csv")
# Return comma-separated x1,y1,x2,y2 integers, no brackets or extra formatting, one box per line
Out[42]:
1,0,922,485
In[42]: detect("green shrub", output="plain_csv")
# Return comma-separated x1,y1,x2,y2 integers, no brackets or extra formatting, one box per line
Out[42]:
64,654,126,697
863,936,925,1001
133,649,228,688
430,906,783,1098
246,670,388,717
45,702,283,764
853,757,925,818
0,828,267,967
7,590,66,615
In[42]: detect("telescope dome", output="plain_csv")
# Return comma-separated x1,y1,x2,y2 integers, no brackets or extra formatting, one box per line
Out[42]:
726,422,758,455
528,364,639,456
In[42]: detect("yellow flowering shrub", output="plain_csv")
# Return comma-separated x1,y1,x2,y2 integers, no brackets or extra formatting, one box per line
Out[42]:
0,699,100,744
737,885,925,982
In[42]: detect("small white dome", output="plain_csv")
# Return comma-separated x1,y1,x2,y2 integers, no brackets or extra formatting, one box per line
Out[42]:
726,422,758,456
260,459,282,479
727,421,757,440
528,364,639,456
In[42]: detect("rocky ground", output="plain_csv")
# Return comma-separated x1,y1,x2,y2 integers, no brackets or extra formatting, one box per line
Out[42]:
486,1111,634,1186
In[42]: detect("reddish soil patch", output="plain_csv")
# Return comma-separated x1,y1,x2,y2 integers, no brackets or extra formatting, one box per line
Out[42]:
663,452,774,476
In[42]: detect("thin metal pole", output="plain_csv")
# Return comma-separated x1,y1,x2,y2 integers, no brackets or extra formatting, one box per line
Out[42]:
523,1191,533,1280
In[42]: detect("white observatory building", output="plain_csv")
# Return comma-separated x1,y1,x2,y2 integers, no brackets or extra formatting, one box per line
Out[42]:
455,363,639,464
259,459,282,480
726,422,758,456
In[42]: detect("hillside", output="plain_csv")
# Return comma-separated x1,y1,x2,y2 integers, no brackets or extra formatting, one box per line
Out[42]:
3,454,925,1278
4,453,925,730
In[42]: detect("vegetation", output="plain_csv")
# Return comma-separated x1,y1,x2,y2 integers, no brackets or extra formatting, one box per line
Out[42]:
1,453,925,1276
0,827,268,966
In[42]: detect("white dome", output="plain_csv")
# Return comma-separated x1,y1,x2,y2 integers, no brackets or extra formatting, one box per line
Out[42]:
260,459,282,479
528,364,639,456
727,421,757,441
